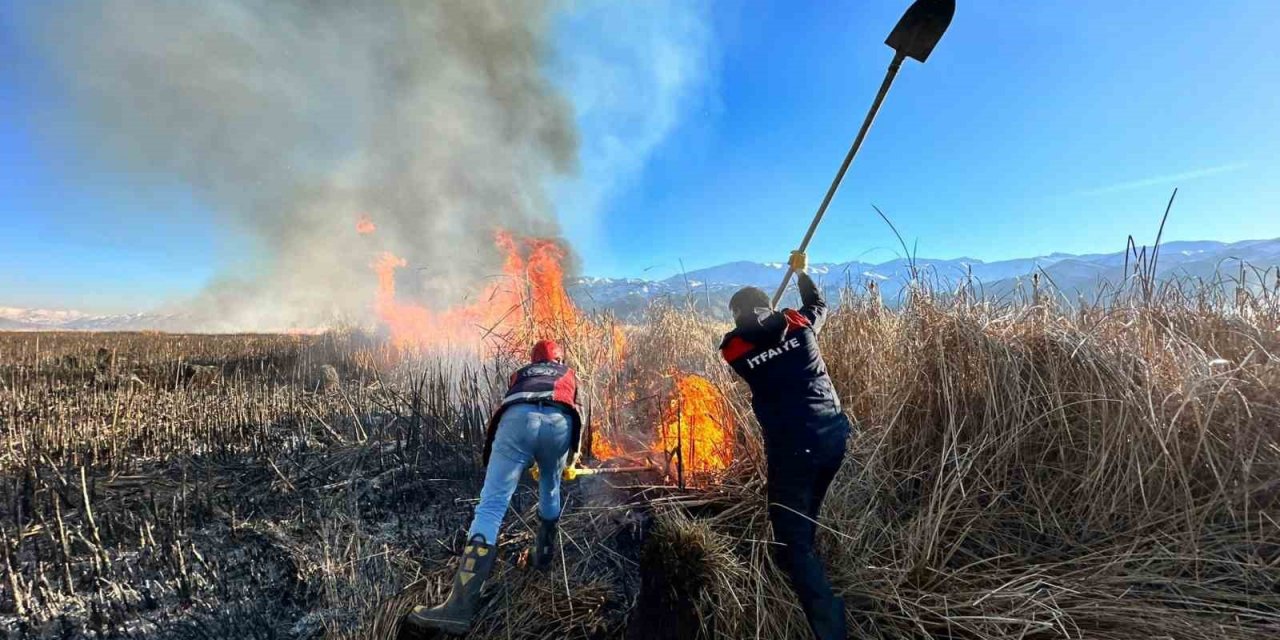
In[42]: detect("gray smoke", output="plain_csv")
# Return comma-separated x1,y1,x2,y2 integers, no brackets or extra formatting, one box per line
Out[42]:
30,0,578,330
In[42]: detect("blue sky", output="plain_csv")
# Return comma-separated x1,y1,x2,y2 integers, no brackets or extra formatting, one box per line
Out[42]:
3,0,1279,312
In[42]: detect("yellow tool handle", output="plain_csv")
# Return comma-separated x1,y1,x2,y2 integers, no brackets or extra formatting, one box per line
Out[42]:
528,464,586,481
530,463,651,481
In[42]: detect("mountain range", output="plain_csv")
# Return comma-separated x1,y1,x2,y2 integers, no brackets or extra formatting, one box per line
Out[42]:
3,238,1277,330
566,238,1280,320
0,307,189,332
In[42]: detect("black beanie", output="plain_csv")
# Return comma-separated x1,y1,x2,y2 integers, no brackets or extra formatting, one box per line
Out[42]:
729,286,770,319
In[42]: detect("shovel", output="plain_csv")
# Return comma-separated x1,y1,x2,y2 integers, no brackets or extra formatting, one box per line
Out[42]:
771,0,955,307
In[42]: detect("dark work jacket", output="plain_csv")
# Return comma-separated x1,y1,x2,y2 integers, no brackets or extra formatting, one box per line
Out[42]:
718,273,846,451
482,361,583,465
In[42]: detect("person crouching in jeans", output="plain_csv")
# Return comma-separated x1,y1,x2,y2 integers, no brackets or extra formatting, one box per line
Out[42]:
403,340,582,636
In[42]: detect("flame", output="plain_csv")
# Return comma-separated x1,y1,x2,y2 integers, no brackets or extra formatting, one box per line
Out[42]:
371,230,578,351
592,434,624,460
528,238,580,330
356,215,377,235
611,326,628,361
655,374,735,475
496,230,580,334
368,228,647,470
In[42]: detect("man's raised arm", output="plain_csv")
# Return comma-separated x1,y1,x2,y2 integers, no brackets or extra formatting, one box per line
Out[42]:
797,272,828,332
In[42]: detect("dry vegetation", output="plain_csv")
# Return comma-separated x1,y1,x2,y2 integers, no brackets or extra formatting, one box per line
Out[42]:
2,273,1279,639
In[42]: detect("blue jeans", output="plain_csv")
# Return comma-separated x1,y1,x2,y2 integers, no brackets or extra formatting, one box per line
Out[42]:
467,403,572,544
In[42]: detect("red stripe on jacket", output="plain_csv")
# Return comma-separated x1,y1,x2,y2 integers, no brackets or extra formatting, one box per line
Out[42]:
783,309,811,333
721,336,755,363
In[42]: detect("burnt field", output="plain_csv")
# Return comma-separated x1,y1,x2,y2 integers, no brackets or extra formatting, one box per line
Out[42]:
3,278,1280,639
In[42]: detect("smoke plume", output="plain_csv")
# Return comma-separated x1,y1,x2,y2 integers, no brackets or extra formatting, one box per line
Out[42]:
30,0,578,330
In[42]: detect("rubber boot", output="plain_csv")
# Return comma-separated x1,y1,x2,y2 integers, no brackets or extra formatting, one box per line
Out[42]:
402,535,497,636
530,517,558,571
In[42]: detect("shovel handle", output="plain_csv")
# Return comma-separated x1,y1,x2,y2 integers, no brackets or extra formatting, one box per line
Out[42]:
772,52,906,308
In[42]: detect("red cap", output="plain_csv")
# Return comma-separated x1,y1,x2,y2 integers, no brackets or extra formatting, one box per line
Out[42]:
531,340,564,363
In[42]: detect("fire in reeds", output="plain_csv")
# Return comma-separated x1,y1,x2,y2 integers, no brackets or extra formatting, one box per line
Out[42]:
654,374,735,480
358,216,732,484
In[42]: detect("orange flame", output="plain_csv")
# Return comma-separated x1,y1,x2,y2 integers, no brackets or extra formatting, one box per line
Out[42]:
371,230,578,351
527,236,580,330
356,215,377,235
592,434,624,460
655,374,735,475
369,229,645,470
611,326,628,361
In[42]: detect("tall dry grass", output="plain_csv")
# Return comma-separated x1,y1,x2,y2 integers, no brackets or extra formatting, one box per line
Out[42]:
646,277,1280,639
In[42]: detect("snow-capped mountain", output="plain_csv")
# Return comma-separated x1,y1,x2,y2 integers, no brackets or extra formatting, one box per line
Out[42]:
4,238,1277,330
0,307,184,332
567,238,1280,319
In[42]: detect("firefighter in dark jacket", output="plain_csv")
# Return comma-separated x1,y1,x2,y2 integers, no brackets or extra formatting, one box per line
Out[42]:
719,251,852,640
403,340,583,636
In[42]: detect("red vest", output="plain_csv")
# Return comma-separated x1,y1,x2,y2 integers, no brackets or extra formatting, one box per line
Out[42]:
482,361,583,465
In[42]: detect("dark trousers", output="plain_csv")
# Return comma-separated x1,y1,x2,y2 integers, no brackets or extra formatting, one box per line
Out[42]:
765,416,851,640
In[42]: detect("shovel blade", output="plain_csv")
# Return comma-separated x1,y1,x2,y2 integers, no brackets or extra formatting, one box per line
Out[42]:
885,0,955,63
